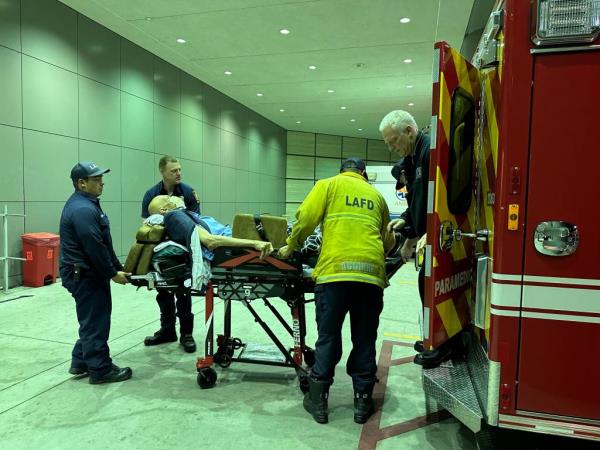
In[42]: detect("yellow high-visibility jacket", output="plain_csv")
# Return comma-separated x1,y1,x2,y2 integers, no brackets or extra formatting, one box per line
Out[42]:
287,171,394,288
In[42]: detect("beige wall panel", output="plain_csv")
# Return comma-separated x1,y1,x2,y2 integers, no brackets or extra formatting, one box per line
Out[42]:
315,157,341,180
287,131,314,156
315,134,341,158
342,137,367,159
367,139,390,162
286,179,314,203
286,155,314,179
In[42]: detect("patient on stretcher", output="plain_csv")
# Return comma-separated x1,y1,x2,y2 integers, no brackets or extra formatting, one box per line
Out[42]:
148,195,274,257
142,195,274,289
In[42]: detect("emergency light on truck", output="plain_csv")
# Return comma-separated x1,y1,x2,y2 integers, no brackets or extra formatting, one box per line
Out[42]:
533,0,600,45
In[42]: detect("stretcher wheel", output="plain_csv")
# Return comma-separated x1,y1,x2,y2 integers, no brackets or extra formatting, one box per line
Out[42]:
214,339,237,368
197,367,217,389
214,351,232,368
303,348,315,368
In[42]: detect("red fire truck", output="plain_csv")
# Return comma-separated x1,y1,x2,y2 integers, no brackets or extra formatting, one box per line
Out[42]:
421,0,600,442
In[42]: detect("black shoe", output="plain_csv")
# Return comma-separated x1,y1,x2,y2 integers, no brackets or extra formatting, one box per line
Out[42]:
180,334,196,353
303,378,330,424
414,340,424,353
89,366,132,385
144,328,177,346
414,347,451,369
68,365,88,377
354,392,375,424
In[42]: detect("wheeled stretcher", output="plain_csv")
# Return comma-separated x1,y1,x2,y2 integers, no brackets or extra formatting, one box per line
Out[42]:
127,215,405,391
129,244,318,392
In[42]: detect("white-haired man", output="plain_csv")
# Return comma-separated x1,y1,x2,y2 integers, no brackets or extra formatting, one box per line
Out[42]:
379,110,429,277
379,110,447,368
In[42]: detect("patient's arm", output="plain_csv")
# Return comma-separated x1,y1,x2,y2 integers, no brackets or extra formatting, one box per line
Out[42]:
383,228,396,255
196,227,274,259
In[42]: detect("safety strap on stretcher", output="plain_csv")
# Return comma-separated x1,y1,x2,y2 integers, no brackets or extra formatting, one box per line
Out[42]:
253,214,268,241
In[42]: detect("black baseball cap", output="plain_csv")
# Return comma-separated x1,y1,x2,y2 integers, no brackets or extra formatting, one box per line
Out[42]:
340,157,368,180
70,161,110,182
391,157,414,190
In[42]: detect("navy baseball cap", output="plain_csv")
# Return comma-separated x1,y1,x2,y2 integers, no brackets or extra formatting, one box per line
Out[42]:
70,161,110,182
340,157,368,180
391,157,414,190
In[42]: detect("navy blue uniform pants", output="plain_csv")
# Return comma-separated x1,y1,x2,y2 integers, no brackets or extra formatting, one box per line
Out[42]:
310,281,384,393
65,274,113,377
156,288,193,333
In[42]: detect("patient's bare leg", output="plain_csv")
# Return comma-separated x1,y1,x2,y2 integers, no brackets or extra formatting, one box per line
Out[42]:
195,227,273,259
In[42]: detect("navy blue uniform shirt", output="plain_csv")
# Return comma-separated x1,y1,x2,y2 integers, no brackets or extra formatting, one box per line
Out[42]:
399,132,430,238
163,209,209,248
59,191,123,280
141,181,200,218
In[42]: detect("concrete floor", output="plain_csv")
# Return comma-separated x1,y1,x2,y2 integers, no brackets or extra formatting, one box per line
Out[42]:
0,265,595,449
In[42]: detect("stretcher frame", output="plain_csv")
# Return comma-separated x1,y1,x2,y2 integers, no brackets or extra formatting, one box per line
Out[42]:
195,247,315,390
130,246,315,391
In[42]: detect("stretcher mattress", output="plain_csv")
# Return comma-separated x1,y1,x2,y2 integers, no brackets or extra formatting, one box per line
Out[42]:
232,214,288,248
124,224,165,275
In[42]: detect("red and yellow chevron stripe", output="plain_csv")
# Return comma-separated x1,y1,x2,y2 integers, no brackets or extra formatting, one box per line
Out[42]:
425,42,500,351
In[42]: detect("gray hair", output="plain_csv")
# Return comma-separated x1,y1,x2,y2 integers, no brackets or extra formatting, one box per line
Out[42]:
378,110,418,133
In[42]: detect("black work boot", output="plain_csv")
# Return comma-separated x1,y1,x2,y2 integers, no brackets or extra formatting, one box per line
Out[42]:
180,334,196,353
413,346,451,369
414,340,424,353
144,328,177,346
354,391,375,424
179,313,195,352
303,378,330,424
68,364,88,377
89,366,133,385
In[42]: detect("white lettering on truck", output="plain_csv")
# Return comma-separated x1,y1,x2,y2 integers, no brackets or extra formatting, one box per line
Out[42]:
434,270,473,297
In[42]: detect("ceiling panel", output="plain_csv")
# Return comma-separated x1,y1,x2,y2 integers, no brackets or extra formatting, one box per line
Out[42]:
96,0,322,20
225,74,432,103
129,1,440,60
59,0,476,139
191,42,433,86
437,0,477,49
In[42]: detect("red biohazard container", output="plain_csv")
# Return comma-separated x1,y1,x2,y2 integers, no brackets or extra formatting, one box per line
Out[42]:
21,232,60,287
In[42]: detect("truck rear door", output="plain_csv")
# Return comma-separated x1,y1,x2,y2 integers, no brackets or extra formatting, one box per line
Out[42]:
423,42,484,350
516,49,600,420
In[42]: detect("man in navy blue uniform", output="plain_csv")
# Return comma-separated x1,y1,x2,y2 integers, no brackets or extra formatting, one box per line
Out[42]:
380,110,456,368
141,156,200,352
59,161,132,384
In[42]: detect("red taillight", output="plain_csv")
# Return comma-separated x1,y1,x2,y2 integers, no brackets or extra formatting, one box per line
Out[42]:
500,383,511,409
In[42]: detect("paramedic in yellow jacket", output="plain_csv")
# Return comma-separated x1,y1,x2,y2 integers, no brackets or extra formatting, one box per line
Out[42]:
278,157,395,425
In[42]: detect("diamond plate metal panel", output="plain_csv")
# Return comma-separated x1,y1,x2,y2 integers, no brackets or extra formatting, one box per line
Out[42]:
422,331,492,433
467,332,491,422
423,359,483,432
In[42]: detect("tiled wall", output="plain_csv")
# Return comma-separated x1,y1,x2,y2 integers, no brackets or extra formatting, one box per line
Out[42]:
0,0,286,288
285,131,393,218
